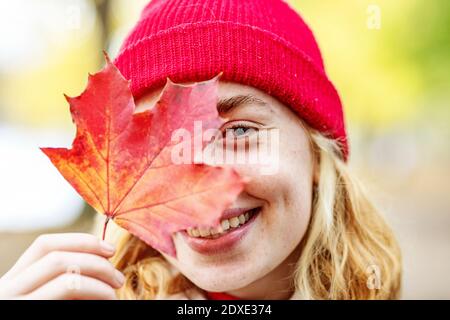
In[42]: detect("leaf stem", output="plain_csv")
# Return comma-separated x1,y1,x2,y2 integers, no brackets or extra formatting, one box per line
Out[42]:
102,216,110,241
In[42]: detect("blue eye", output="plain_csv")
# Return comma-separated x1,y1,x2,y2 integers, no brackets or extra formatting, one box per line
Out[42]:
222,123,257,138
232,126,249,136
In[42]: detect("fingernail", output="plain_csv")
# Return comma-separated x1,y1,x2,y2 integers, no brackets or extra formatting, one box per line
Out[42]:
101,240,115,253
115,270,125,286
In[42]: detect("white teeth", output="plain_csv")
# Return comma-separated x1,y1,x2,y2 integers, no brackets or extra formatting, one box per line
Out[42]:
187,208,258,238
229,217,240,228
221,219,230,231
199,227,210,237
210,227,220,235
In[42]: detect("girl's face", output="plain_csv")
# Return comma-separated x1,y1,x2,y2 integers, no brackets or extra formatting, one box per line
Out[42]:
135,81,315,298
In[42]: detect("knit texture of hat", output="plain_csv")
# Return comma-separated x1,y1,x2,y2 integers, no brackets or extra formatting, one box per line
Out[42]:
114,0,348,158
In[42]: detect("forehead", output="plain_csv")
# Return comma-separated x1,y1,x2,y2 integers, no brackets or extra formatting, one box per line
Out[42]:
134,80,279,115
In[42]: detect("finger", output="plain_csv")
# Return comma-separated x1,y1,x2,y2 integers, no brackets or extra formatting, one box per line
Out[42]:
25,274,117,300
9,251,124,295
4,233,115,279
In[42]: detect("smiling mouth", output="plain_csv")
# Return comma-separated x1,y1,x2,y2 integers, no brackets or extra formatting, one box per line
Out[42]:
186,207,261,239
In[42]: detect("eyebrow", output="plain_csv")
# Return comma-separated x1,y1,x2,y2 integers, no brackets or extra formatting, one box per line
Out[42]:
217,94,268,114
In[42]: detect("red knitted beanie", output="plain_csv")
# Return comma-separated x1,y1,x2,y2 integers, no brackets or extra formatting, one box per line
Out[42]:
114,0,348,158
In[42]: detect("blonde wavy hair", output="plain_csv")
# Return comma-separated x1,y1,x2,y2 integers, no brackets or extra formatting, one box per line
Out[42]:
93,130,402,300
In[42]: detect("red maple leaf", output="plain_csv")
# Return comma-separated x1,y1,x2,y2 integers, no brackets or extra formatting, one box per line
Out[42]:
40,55,245,257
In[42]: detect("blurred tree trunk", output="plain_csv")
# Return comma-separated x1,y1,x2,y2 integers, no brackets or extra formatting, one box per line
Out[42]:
93,0,112,64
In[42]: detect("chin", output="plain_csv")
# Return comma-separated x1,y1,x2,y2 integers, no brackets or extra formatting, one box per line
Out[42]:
187,266,258,292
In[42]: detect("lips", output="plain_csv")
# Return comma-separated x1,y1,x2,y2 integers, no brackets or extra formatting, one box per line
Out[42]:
180,207,261,255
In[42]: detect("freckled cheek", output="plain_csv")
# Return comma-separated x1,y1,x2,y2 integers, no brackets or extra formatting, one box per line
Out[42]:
244,166,311,231
239,170,292,219
233,143,312,226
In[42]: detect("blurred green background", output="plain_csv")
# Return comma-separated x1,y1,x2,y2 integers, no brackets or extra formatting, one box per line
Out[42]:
0,0,449,299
